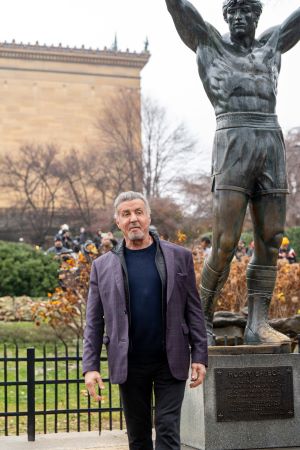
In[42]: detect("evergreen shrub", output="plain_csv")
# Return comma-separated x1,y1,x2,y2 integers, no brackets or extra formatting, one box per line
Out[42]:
0,241,59,297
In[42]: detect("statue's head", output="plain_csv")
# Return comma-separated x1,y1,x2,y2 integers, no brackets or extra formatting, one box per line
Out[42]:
223,0,263,21
223,0,263,38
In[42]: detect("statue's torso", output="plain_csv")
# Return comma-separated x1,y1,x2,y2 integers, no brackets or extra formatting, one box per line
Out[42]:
196,25,281,116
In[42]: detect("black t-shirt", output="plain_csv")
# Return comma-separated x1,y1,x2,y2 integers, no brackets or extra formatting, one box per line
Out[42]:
124,242,164,361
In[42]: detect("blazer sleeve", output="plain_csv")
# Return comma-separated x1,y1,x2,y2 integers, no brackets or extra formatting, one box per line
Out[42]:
185,252,208,366
82,260,105,375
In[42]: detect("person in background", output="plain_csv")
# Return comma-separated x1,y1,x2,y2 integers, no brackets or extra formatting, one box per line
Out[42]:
247,241,255,257
99,233,114,255
200,236,212,258
57,223,69,236
94,229,102,250
106,231,118,247
79,227,88,245
46,236,71,257
61,229,73,250
279,237,297,264
234,240,247,261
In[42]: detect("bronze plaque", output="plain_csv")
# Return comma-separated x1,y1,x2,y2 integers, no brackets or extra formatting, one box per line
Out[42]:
215,366,294,422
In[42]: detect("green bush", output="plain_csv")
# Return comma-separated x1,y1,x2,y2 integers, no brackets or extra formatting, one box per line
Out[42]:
0,241,59,297
241,231,253,247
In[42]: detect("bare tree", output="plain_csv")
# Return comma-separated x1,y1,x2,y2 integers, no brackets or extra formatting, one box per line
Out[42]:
0,144,62,244
142,97,196,198
56,149,95,227
95,88,143,193
179,173,212,219
178,173,213,235
285,127,300,227
95,88,196,199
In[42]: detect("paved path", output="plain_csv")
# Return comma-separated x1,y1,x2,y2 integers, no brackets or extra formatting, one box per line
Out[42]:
1,431,300,450
0,431,128,450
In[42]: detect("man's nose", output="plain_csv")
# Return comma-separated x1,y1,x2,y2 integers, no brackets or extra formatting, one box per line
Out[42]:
234,9,242,19
130,213,138,222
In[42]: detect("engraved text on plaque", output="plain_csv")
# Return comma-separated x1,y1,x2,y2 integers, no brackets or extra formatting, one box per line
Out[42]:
215,366,294,422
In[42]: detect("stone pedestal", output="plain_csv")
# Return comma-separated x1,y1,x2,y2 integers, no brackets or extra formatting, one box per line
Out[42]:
180,351,300,450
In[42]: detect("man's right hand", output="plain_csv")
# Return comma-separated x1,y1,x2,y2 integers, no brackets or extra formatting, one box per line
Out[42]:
84,371,105,402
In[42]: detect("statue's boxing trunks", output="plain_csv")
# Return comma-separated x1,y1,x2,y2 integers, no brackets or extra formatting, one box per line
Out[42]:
211,112,289,197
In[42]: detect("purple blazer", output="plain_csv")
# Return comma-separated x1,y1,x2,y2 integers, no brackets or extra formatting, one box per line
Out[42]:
82,239,208,384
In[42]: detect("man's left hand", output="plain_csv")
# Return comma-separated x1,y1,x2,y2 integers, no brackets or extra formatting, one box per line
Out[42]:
190,363,206,388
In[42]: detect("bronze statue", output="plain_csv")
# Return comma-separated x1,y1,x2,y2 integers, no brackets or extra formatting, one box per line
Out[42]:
166,0,300,345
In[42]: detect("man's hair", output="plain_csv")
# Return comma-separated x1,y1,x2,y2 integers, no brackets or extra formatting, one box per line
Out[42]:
222,0,263,22
113,191,151,218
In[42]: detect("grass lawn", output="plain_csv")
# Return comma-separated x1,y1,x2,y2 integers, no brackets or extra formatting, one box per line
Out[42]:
0,322,124,436
0,321,74,344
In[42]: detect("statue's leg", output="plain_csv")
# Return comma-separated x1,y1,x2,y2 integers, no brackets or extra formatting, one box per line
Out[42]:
244,194,290,345
201,190,248,345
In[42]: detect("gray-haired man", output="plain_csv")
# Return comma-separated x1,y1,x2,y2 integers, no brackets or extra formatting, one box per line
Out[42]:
83,191,208,450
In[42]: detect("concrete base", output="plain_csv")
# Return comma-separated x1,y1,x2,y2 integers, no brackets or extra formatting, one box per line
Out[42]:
181,353,300,450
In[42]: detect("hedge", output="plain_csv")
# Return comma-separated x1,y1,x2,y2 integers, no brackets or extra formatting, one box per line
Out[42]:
0,241,59,297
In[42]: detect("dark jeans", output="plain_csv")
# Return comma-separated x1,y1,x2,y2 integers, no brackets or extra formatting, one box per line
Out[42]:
119,357,186,450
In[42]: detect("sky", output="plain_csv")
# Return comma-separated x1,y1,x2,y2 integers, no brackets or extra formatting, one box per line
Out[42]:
0,0,299,172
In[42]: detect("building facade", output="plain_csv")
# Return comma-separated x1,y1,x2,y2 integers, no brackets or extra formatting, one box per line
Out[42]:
0,41,149,239
0,41,149,157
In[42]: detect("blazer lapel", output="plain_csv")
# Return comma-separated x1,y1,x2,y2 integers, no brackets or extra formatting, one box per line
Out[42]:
160,242,175,303
112,256,126,300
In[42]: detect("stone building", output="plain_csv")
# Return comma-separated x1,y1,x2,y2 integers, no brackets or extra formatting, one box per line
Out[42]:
0,41,149,239
0,40,149,159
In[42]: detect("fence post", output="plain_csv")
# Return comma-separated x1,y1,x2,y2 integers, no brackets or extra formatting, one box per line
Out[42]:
27,347,35,442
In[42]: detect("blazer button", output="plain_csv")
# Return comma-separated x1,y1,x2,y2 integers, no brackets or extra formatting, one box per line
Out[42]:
103,336,110,345
124,310,128,315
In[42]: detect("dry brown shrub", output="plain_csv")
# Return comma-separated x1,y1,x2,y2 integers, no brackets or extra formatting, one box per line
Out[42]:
192,250,300,319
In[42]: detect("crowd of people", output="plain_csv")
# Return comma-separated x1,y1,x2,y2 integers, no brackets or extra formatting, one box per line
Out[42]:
45,224,297,265
46,224,118,259
193,236,297,264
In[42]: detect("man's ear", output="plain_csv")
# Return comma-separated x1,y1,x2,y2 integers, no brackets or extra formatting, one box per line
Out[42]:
115,217,120,230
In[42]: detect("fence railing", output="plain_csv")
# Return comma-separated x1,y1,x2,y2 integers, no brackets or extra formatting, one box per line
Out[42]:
1,336,299,442
0,343,124,441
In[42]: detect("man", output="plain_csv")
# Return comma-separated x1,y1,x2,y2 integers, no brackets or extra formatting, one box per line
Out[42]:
200,236,212,258
46,235,71,257
166,0,300,345
278,236,297,264
83,191,207,450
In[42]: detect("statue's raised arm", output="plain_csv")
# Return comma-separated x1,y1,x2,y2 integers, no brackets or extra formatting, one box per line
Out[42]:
165,0,209,52
259,7,300,53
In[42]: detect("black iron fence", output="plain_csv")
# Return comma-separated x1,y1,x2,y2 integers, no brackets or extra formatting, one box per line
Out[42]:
1,336,299,442
0,343,124,441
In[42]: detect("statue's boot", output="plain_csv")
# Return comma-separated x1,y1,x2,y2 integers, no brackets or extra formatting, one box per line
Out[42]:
244,264,290,345
200,261,230,346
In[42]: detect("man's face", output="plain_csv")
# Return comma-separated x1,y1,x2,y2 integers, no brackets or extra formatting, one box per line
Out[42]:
55,240,62,248
115,199,151,242
226,1,257,39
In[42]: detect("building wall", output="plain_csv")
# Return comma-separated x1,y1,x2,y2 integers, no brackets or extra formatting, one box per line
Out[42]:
0,43,149,208
0,43,149,155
